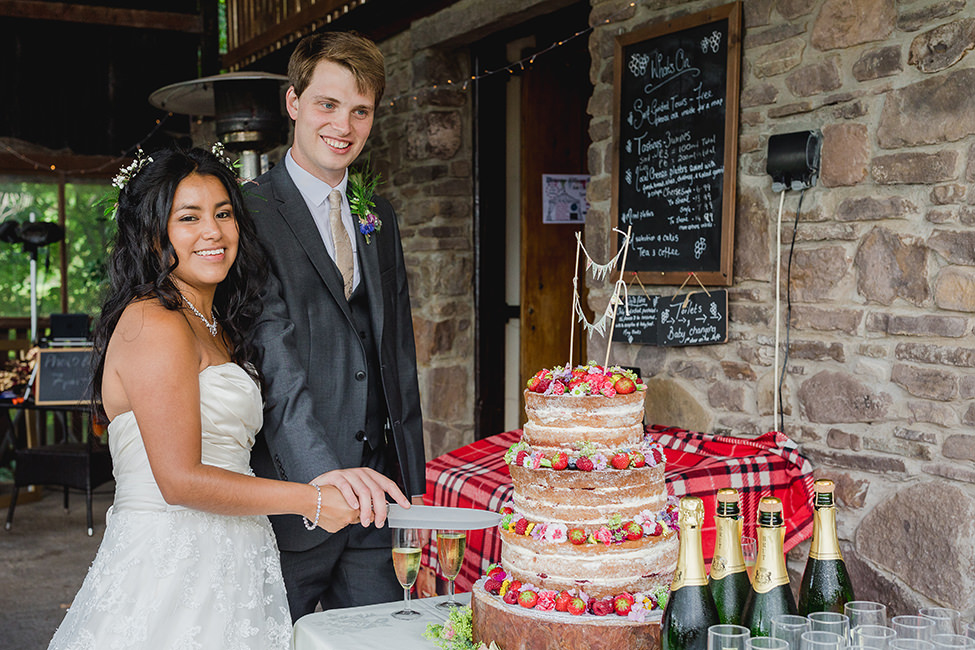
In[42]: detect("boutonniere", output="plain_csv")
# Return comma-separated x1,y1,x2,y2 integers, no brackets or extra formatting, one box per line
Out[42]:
348,157,383,244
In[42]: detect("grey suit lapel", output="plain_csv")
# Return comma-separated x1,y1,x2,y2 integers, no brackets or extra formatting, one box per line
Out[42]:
267,165,353,320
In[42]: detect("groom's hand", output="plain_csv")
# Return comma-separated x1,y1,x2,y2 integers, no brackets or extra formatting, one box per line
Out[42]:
310,467,410,528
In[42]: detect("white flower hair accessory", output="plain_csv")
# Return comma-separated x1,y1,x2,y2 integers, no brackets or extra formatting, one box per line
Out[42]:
112,148,153,191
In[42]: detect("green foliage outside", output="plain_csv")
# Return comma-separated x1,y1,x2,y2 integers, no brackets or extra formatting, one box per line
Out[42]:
0,181,115,320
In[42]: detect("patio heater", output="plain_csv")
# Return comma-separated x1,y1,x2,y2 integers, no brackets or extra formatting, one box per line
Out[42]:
149,72,289,180
0,215,65,344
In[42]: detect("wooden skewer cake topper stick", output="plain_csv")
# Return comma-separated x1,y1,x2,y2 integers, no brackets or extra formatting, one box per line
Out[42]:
603,225,632,369
567,232,582,369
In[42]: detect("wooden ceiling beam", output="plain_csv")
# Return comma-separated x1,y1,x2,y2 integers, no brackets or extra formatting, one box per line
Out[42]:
0,1,203,33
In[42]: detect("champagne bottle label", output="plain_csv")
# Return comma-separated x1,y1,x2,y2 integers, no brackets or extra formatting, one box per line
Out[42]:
753,527,790,594
808,506,843,561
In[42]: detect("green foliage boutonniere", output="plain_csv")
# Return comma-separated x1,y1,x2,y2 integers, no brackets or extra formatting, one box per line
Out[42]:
348,157,383,244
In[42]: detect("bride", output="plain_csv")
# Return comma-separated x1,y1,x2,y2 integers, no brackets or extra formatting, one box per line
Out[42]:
48,146,410,649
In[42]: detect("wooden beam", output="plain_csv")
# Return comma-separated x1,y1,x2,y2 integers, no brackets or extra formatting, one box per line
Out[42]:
0,1,203,33
223,0,353,70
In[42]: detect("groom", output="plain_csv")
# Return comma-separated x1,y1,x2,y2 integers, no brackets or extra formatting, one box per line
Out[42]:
247,31,426,619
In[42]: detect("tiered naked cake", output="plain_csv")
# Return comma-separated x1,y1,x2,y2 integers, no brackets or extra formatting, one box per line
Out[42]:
472,364,679,650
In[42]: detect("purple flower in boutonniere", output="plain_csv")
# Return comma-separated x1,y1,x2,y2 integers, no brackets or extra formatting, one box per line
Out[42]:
348,156,383,244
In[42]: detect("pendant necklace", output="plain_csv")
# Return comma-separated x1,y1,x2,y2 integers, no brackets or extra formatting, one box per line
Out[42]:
180,293,218,337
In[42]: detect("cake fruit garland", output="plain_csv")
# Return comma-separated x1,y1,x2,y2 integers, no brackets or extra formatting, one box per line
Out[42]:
504,439,665,472
498,497,679,545
526,363,646,397
482,565,670,622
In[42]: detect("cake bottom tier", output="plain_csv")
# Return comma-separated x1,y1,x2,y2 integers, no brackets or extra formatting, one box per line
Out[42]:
471,581,661,650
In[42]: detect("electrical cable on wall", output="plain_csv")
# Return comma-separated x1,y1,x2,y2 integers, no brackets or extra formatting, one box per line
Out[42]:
766,129,822,434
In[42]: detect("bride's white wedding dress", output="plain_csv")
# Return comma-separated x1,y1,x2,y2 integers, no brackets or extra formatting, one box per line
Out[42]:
49,363,292,650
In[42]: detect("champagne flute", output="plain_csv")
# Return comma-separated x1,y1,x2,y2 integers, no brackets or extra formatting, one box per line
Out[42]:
708,624,751,650
436,529,467,609
800,631,846,650
894,616,937,642
392,527,423,619
772,614,811,650
921,609,962,635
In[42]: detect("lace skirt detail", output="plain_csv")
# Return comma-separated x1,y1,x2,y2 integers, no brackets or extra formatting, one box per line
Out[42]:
48,508,292,650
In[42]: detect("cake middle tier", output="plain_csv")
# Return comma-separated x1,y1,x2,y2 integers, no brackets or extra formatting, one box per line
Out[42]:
509,463,668,525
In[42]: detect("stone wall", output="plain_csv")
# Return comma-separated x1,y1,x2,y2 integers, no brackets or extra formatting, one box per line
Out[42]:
587,0,975,613
371,32,476,461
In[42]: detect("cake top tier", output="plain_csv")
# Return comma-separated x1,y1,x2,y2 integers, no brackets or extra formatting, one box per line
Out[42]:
526,363,646,398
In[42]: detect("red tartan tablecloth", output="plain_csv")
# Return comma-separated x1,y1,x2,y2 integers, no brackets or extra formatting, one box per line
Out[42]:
422,425,816,592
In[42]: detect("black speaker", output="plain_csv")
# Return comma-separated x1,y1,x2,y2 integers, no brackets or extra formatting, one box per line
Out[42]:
766,130,822,192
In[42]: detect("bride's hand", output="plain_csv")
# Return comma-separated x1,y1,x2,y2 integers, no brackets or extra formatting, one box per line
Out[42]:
310,484,359,533
310,467,410,528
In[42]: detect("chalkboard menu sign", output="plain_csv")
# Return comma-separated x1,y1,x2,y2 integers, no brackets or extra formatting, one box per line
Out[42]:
613,290,728,347
613,2,741,286
35,347,92,405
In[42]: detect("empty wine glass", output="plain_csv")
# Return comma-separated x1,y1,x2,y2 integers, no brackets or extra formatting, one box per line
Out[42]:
810,612,850,639
435,529,467,609
932,635,975,650
921,609,963,635
800,630,846,650
846,602,888,630
391,527,423,619
772,614,812,650
709,624,752,650
893,616,937,641
852,625,896,650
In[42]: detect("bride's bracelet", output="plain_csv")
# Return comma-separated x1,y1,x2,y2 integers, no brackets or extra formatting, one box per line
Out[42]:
303,484,322,531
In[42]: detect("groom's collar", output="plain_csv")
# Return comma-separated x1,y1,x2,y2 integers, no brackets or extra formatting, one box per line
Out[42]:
284,149,349,206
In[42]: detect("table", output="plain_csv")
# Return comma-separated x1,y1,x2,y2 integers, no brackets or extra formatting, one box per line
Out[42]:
292,593,472,650
422,425,817,591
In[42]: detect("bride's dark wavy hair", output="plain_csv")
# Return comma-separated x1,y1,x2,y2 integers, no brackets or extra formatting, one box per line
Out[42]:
90,146,267,419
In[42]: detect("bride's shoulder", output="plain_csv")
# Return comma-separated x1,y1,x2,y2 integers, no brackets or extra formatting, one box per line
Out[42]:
114,297,194,349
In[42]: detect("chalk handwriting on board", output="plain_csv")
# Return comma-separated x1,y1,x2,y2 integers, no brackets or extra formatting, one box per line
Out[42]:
36,348,92,404
612,290,727,347
613,2,741,286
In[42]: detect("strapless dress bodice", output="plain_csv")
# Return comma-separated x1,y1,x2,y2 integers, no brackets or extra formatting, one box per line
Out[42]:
107,362,263,512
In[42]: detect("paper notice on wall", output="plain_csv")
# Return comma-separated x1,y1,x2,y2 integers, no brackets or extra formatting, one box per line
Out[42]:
542,174,590,224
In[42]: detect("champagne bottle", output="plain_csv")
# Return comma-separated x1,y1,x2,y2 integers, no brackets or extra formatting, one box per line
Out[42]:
742,496,797,637
797,479,855,614
709,488,750,625
662,496,720,650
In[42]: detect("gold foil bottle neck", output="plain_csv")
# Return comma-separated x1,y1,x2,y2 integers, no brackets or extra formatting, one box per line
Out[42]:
672,496,709,590
753,498,790,594
678,496,706,529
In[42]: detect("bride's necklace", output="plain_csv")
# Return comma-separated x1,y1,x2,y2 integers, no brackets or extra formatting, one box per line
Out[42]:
180,293,218,337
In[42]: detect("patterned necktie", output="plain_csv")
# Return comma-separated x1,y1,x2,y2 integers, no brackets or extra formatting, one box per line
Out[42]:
328,189,354,300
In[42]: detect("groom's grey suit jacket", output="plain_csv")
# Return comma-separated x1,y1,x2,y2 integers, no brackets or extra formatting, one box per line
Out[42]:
245,162,425,553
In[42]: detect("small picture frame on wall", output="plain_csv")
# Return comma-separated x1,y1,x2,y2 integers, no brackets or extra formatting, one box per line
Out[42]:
542,174,590,224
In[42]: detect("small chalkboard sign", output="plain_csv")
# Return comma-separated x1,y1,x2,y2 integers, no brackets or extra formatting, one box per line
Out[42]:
613,290,727,346
612,2,741,286
35,347,92,405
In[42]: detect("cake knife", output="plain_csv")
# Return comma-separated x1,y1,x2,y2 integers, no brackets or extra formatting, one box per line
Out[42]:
386,504,502,530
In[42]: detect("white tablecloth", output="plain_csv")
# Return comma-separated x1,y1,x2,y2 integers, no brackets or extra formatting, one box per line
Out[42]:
292,593,473,650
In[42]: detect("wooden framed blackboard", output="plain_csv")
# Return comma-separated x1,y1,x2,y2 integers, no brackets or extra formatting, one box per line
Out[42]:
612,290,728,347
613,2,741,286
35,347,92,405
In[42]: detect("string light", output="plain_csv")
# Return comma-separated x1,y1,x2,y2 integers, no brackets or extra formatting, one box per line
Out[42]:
383,0,637,108
1,113,174,178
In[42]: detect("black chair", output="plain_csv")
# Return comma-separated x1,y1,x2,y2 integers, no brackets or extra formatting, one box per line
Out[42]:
4,405,113,536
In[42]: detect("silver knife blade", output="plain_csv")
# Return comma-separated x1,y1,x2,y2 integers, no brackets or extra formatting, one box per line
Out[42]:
386,504,501,530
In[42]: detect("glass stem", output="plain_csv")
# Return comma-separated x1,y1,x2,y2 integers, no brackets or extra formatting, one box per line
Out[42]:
403,586,411,611
447,579,455,602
